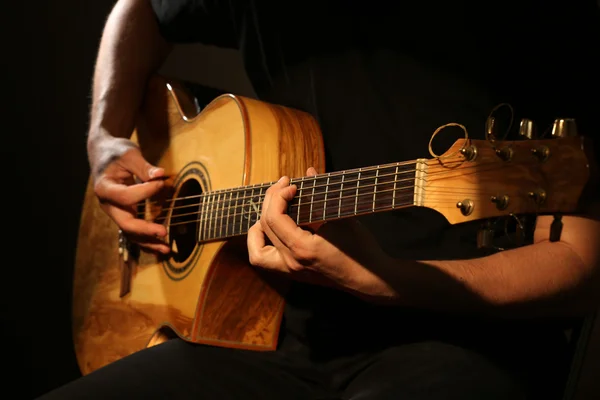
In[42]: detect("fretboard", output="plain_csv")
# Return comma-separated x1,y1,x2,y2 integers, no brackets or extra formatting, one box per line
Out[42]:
179,160,426,242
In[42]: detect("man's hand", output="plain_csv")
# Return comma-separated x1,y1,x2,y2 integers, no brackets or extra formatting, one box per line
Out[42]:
92,138,170,254
247,167,392,293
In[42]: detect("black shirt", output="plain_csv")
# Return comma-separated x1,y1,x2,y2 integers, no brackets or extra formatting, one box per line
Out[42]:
150,0,599,361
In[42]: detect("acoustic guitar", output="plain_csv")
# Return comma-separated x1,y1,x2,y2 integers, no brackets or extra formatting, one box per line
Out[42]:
72,75,595,375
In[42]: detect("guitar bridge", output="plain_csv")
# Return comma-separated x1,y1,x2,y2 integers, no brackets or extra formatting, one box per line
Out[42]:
118,230,138,297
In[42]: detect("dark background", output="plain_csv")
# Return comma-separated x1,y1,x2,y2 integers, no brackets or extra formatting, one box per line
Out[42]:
1,1,599,399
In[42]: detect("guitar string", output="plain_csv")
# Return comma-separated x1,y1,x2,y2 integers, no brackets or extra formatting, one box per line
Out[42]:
156,183,530,225
135,156,529,211
137,156,544,217
143,157,423,206
143,163,420,206
140,151,489,207
146,169,547,225
165,186,540,230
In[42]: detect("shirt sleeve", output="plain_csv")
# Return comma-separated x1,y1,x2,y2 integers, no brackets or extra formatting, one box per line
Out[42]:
150,0,242,48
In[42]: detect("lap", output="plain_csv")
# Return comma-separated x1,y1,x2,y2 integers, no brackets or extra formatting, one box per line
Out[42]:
37,338,319,400
339,341,530,400
37,338,564,400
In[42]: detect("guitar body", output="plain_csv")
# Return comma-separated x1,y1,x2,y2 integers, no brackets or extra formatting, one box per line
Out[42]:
72,76,325,375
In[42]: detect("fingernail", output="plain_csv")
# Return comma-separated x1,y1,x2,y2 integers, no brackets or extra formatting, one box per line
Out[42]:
149,167,159,178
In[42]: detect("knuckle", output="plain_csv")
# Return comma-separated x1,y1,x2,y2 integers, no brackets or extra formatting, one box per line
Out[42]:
265,215,276,229
93,178,107,199
248,252,261,267
286,259,305,272
289,238,317,263
289,241,308,260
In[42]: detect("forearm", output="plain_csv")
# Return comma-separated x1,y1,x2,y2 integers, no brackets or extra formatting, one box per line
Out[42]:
356,241,599,318
88,0,171,171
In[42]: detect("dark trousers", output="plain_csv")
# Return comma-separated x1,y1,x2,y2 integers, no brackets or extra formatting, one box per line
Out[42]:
37,333,565,400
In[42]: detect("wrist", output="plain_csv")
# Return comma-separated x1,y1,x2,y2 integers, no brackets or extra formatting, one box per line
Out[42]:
87,130,137,178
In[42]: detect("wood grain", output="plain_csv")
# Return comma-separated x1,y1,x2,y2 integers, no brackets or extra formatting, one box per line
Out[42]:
423,137,592,224
72,75,324,374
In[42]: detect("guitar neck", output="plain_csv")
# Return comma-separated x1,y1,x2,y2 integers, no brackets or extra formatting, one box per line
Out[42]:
195,159,426,242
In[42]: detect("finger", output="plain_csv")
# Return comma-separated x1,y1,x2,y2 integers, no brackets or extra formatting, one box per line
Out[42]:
119,148,165,182
247,221,287,272
264,178,313,249
137,241,171,255
105,205,168,237
96,177,165,206
260,177,292,248
306,166,318,177
261,175,290,220
126,232,171,254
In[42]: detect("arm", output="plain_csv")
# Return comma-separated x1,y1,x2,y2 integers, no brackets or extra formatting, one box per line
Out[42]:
355,211,600,318
88,0,173,253
87,0,172,176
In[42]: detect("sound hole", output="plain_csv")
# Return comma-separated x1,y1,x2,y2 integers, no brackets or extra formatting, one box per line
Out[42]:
169,179,202,263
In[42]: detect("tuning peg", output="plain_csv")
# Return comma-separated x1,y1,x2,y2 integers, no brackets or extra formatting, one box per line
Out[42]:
551,118,578,138
485,116,495,139
519,118,535,139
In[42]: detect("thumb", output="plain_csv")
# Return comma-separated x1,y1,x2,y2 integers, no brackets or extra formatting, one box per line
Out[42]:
121,148,165,182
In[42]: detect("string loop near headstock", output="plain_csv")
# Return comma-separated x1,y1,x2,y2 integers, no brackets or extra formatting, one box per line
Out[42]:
427,122,469,159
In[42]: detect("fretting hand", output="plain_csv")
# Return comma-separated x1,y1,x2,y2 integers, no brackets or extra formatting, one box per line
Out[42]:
247,167,392,293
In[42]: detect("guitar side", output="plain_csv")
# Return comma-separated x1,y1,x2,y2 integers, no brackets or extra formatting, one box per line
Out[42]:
72,76,325,375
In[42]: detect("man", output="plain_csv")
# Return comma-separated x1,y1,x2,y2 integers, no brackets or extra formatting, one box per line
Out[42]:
40,0,600,399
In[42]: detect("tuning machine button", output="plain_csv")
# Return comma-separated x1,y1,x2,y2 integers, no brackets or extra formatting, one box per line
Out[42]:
531,145,550,162
460,145,478,161
528,189,547,206
491,195,510,210
551,118,578,138
456,199,474,216
495,147,514,161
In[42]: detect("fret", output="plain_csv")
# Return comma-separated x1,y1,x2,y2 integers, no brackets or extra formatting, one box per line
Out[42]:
212,193,219,239
240,189,246,234
309,177,316,223
247,186,255,232
338,173,344,219
200,195,208,240
323,173,330,220
226,191,232,237
207,193,214,240
198,194,206,242
372,167,379,212
392,163,398,209
216,192,222,238
234,190,241,235
354,168,362,215
258,185,265,220
296,178,305,225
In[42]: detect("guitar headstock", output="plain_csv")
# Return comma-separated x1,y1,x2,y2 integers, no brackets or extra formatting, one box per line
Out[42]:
421,121,595,225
